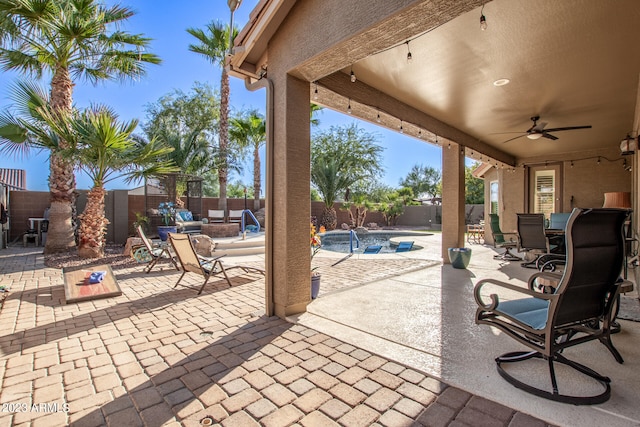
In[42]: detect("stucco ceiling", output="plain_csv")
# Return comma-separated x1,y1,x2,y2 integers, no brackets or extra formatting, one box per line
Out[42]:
342,0,640,161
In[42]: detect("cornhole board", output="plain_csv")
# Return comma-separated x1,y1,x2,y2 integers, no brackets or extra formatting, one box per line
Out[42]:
63,264,121,304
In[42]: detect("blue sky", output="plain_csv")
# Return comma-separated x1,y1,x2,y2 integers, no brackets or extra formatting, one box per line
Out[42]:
0,0,445,192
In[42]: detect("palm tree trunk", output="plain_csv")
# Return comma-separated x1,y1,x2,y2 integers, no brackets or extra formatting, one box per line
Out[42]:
218,68,229,212
45,66,77,254
321,205,337,230
253,145,261,211
77,186,108,258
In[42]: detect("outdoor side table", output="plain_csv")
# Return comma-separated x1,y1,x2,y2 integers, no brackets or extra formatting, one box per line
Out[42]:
63,264,121,304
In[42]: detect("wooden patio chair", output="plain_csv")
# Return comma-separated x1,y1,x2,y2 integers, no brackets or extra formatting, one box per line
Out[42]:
136,224,179,273
168,232,231,294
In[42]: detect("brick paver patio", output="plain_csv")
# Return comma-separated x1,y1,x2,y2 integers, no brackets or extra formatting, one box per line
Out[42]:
0,247,553,426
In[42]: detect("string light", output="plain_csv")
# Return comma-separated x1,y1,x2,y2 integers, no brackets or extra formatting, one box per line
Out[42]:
435,135,439,146
350,66,356,83
406,41,413,63
399,120,404,134
597,156,601,165
448,143,451,149
570,160,574,168
313,82,318,100
347,99,352,114
480,4,487,31
376,111,381,123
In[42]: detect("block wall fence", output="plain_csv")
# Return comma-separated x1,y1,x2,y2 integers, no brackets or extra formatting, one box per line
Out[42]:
5,190,482,245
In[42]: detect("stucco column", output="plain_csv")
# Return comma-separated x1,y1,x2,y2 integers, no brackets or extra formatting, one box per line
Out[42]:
441,141,465,261
269,73,311,318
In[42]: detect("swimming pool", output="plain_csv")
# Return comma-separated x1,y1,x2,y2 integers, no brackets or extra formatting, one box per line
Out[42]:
319,231,428,254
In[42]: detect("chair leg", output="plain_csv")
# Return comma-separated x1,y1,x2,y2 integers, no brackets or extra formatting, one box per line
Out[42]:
197,276,211,295
521,254,541,269
145,256,160,273
493,247,521,261
174,271,186,288
495,350,611,405
217,262,232,287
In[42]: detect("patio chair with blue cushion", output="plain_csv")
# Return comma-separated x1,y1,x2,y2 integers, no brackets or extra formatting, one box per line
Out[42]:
474,208,630,404
168,232,231,294
395,241,414,252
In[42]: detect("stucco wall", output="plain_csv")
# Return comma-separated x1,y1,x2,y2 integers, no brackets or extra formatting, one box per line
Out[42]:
483,147,632,244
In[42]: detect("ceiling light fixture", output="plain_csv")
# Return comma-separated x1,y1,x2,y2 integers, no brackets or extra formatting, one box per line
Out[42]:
405,41,413,63
493,78,510,86
480,4,487,31
350,67,356,83
526,133,543,140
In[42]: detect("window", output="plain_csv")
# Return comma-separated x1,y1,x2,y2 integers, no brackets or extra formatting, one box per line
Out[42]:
528,164,562,218
490,181,498,214
534,170,555,216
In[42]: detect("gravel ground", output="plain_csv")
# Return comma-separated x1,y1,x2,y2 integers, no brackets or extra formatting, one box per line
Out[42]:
44,243,136,271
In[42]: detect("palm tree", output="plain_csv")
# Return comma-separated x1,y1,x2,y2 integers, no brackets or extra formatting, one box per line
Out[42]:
187,21,238,214
0,0,161,253
311,124,384,229
229,110,266,210
0,82,174,258
68,108,175,258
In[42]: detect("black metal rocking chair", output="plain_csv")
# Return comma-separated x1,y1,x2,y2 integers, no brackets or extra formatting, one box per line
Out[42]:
474,208,630,405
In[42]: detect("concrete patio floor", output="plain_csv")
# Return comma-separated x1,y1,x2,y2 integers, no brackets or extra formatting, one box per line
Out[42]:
0,231,636,426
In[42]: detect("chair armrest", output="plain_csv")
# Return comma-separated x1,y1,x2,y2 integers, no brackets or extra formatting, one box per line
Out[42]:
197,254,227,263
474,278,556,311
527,271,563,292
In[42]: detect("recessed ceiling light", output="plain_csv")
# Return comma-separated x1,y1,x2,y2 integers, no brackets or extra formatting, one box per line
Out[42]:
493,78,510,86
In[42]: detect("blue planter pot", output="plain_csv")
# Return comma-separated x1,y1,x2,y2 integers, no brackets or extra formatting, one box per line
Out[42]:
157,225,177,241
448,247,472,269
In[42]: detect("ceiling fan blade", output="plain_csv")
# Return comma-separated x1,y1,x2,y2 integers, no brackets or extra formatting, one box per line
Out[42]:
532,122,548,132
489,131,526,135
543,125,592,132
501,134,526,144
542,132,558,140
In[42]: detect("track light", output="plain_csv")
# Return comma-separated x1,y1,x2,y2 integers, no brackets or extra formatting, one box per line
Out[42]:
480,4,487,30
350,67,356,83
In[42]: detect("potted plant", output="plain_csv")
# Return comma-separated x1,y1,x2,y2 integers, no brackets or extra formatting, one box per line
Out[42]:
157,202,177,241
311,222,323,299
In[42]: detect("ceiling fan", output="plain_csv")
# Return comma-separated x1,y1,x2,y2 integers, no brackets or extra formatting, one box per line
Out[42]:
500,116,592,143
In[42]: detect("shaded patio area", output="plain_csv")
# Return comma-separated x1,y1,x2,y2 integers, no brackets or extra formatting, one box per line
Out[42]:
0,236,636,426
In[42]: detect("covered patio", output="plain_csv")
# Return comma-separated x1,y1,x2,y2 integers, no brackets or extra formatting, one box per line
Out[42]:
228,0,639,317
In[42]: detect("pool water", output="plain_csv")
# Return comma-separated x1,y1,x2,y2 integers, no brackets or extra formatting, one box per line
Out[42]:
319,231,426,254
